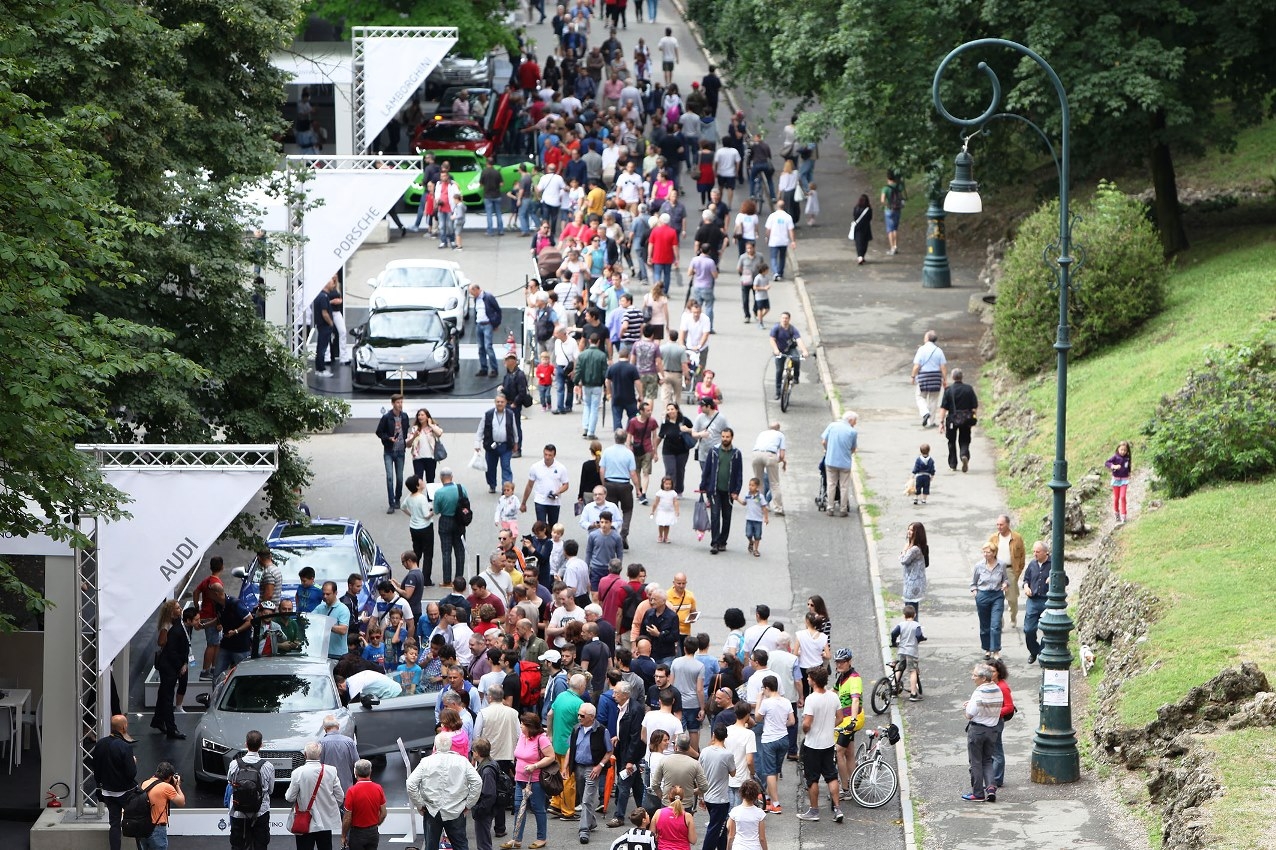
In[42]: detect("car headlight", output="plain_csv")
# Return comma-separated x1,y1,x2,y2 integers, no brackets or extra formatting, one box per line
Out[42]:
356,348,375,369
201,738,232,755
371,296,386,309
444,297,459,310
433,347,450,364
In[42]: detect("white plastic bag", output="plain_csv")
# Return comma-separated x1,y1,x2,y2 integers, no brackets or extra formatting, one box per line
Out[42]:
469,451,487,473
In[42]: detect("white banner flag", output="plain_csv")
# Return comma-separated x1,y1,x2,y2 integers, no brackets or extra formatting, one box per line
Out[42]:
300,166,421,311
97,467,274,673
361,35,456,151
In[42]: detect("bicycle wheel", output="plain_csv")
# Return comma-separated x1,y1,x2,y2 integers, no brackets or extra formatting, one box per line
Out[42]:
849,757,898,809
854,740,868,765
780,365,793,412
870,676,894,715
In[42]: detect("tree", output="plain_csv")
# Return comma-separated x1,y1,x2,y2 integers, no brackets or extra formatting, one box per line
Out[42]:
302,0,517,56
687,0,1276,254
1,0,347,566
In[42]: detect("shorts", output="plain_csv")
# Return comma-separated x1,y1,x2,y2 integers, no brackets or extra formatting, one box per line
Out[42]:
662,60,675,72
205,623,222,647
903,654,920,674
753,295,769,308
717,175,736,191
758,737,788,778
636,452,653,475
884,209,900,233
682,712,702,734
745,520,763,540
802,745,838,785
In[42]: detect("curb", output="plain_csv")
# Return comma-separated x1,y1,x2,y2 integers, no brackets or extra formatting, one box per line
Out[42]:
794,268,916,850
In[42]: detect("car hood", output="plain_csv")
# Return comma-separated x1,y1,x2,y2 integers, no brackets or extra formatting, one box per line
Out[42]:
355,340,445,366
196,706,350,754
370,288,464,311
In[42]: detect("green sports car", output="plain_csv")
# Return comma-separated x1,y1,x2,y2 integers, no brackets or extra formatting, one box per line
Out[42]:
403,151,532,208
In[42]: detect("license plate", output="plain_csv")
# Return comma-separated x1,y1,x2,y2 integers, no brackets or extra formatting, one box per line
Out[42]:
387,370,417,380
267,757,293,772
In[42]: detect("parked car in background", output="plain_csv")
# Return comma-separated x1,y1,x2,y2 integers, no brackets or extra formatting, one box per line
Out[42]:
236,519,390,613
426,54,492,97
410,118,493,157
352,307,460,393
401,151,530,209
367,257,472,328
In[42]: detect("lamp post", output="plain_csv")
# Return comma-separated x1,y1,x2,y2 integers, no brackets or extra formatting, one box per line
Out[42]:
932,39,1081,784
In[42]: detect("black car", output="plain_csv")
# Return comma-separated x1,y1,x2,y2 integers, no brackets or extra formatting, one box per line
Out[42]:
352,307,459,392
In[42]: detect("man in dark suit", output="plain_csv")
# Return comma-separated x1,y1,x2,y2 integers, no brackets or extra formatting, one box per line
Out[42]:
375,393,411,513
473,394,518,493
607,680,647,828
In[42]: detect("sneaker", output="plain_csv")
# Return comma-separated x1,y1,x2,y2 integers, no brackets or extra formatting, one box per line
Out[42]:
961,457,969,473
199,670,214,681
606,818,624,829
838,790,852,801
961,793,986,802
174,706,186,714
908,694,922,702
986,787,997,803
832,807,844,823
796,808,819,821
921,413,930,427
765,803,783,814
314,369,334,378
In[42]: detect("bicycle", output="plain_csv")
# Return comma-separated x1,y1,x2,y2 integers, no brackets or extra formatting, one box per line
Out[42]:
870,655,924,715
848,724,900,809
777,348,808,412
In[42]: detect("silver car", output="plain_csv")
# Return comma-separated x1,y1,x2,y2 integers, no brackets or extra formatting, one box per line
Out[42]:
193,613,438,789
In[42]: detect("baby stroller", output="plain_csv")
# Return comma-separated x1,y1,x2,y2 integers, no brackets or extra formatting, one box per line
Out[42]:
815,458,842,512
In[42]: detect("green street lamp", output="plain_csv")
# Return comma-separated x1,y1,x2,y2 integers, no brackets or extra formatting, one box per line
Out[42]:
932,39,1081,784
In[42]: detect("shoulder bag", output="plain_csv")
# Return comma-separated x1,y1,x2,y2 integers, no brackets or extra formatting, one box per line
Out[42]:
537,736,564,796
289,764,324,835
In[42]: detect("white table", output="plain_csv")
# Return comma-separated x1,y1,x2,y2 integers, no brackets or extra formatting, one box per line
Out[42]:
0,688,30,770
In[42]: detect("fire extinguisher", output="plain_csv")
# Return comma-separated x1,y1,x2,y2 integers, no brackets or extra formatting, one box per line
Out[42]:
46,782,69,808
506,330,517,358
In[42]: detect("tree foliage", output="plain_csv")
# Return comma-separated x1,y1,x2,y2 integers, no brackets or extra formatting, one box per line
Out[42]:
993,182,1167,376
687,0,1276,249
0,0,348,564
302,0,517,56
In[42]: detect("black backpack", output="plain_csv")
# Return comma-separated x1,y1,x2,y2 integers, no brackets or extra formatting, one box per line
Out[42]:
484,761,516,810
455,485,474,528
887,183,905,212
535,308,557,342
120,780,162,838
617,585,642,631
230,755,266,815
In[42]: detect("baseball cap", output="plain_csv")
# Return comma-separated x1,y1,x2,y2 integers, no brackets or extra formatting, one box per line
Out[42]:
542,649,563,664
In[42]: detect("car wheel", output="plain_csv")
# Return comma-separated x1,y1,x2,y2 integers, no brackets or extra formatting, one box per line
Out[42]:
370,753,388,768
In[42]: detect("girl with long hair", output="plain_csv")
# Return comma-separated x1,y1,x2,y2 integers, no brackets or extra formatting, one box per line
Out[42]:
900,522,929,618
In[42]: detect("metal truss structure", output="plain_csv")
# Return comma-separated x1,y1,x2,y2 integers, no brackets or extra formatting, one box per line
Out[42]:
351,26,458,154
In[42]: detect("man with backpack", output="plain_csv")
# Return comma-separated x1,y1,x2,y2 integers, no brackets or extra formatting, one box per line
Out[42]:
121,761,185,850
880,171,906,256
433,467,470,587
228,730,275,850
92,714,138,850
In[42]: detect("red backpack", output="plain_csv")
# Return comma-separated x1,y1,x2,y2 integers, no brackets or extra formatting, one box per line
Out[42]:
518,660,543,711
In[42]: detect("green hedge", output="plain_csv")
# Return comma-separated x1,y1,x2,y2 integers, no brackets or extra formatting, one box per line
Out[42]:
1143,326,1276,498
993,181,1167,377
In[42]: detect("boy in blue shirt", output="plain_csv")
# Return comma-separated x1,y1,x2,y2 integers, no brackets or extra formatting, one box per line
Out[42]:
737,477,770,557
395,644,424,695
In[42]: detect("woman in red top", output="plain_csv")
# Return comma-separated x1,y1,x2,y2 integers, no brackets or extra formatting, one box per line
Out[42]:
990,658,1014,788
653,786,696,850
696,140,716,206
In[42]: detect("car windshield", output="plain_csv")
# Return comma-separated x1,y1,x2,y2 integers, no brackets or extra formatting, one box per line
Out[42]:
268,543,359,585
217,671,338,713
379,266,459,289
367,311,445,341
427,124,485,142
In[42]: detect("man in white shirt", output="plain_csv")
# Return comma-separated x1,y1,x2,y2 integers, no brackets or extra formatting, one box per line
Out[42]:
537,164,569,238
713,144,742,206
615,161,645,207
560,540,592,605
547,588,587,648
678,300,712,373
434,604,476,668
521,443,572,526
657,28,679,85
797,667,843,822
724,703,757,806
766,634,804,760
750,422,787,515
910,329,948,428
741,604,781,657
481,553,516,606
764,199,796,280
406,732,483,850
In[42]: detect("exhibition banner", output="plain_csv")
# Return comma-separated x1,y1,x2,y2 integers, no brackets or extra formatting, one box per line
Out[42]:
361,34,456,150
97,467,273,672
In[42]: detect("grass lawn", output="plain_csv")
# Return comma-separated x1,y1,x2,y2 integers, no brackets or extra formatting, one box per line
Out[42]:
1001,228,1276,516
1172,117,1276,191
1200,727,1276,849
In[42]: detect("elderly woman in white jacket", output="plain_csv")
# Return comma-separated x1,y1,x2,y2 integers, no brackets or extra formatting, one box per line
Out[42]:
284,742,346,850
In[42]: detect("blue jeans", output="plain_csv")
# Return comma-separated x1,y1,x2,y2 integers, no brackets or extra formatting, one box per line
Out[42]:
647,0,658,20
213,648,250,683
703,801,730,850
798,157,815,192
439,211,457,247
758,737,788,779
477,323,497,373
541,203,561,238
769,245,788,279
1024,596,1047,658
975,590,1005,652
383,450,406,507
483,198,504,234
484,444,514,490
745,520,763,541
514,780,548,841
424,811,469,850
614,764,645,818
413,190,428,230
749,164,774,200
581,385,604,435
139,824,169,850
991,718,1007,787
611,399,638,430
555,365,575,411
692,287,715,330
517,200,539,235
652,263,672,289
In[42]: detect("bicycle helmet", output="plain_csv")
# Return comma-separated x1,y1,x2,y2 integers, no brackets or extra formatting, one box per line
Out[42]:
834,648,854,662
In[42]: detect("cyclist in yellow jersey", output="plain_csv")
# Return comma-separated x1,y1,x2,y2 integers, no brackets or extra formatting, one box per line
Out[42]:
832,648,864,798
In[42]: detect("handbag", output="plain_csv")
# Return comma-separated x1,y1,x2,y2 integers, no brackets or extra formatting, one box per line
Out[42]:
433,439,449,462
537,737,564,796
692,498,710,533
289,764,323,835
794,183,805,203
